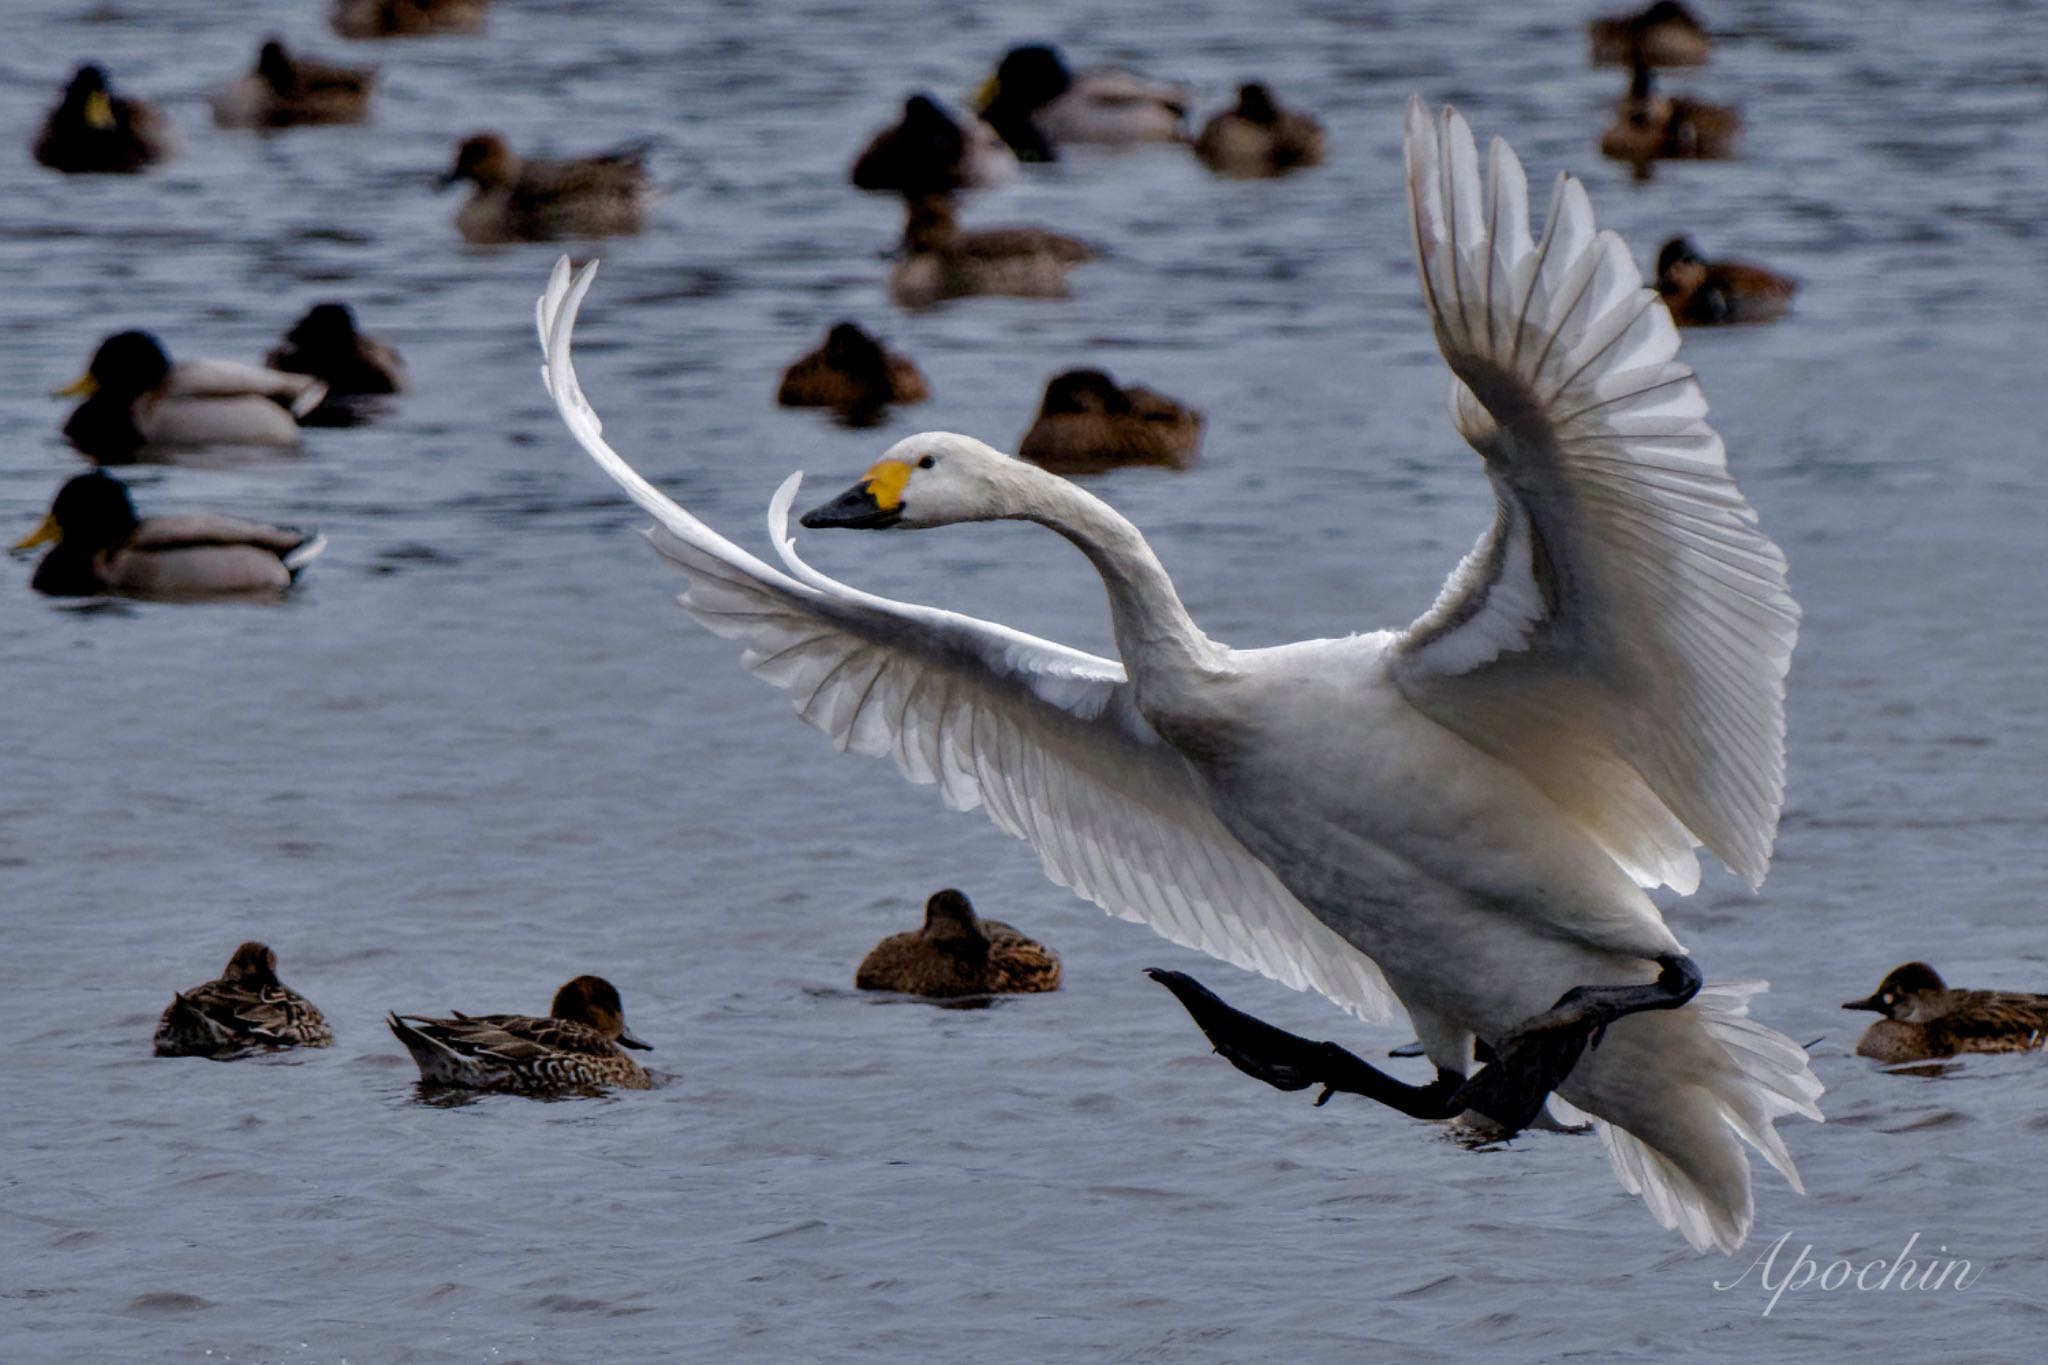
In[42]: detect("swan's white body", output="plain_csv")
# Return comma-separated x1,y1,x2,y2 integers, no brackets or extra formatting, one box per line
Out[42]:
535,100,1823,1253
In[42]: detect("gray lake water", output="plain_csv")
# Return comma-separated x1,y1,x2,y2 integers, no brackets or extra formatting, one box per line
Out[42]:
4,0,2046,1359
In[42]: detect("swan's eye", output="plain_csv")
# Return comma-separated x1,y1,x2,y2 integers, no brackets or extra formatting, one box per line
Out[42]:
918,455,936,469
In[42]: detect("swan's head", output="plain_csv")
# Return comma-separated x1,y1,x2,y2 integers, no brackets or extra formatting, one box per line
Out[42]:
799,431,1020,531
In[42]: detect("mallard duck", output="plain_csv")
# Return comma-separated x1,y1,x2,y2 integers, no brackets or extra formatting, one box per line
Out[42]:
1601,59,1739,175
1195,82,1325,178
777,322,928,426
58,331,325,460
387,975,654,1093
1018,368,1203,473
856,890,1062,998
1844,964,2048,1064
212,38,375,129
974,43,1187,161
15,471,326,599
441,132,650,244
1589,1,1712,68
331,0,490,39
851,94,1016,197
33,64,173,174
888,194,1097,309
154,942,333,1057
1656,237,1797,325
267,303,407,398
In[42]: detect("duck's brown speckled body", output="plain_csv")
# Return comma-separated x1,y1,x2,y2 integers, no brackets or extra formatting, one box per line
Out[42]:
388,975,653,1093
1844,963,2048,1064
889,195,1096,308
856,889,1062,998
155,942,333,1057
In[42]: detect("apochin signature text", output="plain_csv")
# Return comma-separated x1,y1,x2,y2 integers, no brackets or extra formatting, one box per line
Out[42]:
1715,1232,1982,1315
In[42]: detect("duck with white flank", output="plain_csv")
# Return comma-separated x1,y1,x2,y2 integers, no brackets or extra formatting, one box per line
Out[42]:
58,330,325,461
974,43,1186,162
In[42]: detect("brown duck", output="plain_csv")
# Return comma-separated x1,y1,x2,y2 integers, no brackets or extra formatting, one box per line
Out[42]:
777,322,928,426
856,889,1061,998
888,195,1097,309
330,0,491,39
387,975,653,1093
1600,59,1739,177
212,39,375,129
441,132,651,244
1019,369,1204,474
33,64,173,174
1588,1,1712,68
1195,83,1325,178
1844,963,2048,1064
1656,238,1797,326
155,942,333,1057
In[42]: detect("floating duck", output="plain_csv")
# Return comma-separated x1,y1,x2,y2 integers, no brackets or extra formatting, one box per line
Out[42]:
1655,238,1797,326
441,132,651,244
1589,1,1712,68
154,942,333,1057
851,94,1015,196
59,330,325,461
1195,83,1325,178
1844,964,2048,1064
15,471,326,599
267,302,408,399
331,0,490,39
856,890,1062,997
33,64,172,173
974,43,1186,162
888,194,1097,309
1601,59,1739,175
387,975,653,1093
1018,369,1203,473
777,322,928,426
212,38,375,129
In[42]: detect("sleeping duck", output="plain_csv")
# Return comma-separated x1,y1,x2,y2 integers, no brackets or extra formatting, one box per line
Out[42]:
1195,82,1325,178
59,330,325,460
1655,237,1797,325
974,43,1187,161
1601,58,1739,175
33,64,173,174
387,974,653,1094
1844,963,2048,1064
267,302,408,403
15,471,326,599
777,322,928,426
1588,1,1712,67
331,0,491,39
889,194,1098,309
155,942,333,1058
851,94,1016,196
856,889,1062,998
441,132,651,244
212,38,375,129
1018,368,1204,473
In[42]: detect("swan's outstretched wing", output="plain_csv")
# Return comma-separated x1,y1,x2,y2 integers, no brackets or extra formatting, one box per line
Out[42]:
537,258,1394,1021
1391,100,1798,893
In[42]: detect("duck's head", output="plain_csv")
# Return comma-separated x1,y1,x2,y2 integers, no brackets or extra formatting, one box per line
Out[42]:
1040,368,1132,417
1843,962,1947,1018
256,38,298,93
901,94,952,134
1638,0,1696,28
285,302,365,358
63,64,117,130
822,322,890,384
800,432,1030,531
978,44,1071,114
58,330,171,401
921,888,990,951
1236,83,1280,126
14,471,140,556
223,941,282,987
444,132,515,189
1656,237,1708,294
551,974,652,1049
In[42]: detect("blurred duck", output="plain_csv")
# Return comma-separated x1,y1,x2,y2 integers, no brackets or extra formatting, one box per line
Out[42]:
331,0,491,39
59,330,326,461
1844,963,2048,1064
851,94,1016,196
15,471,326,599
442,132,651,244
267,302,408,397
1589,1,1712,67
1195,82,1325,178
1655,237,1797,326
974,43,1187,161
1601,59,1739,175
1018,368,1204,473
777,322,928,426
33,64,173,174
856,890,1062,998
387,975,653,1093
155,942,333,1057
889,194,1097,309
212,38,375,129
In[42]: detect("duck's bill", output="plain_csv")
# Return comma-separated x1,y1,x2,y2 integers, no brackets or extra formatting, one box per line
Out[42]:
971,75,999,108
85,90,116,131
53,373,96,399
799,481,902,530
12,513,59,553
1841,995,1882,1012
617,1026,654,1051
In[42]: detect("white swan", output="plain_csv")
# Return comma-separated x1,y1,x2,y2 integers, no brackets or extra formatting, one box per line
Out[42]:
534,98,1823,1254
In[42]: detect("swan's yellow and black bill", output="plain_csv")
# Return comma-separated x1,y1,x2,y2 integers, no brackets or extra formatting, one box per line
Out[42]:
800,458,909,530
13,513,61,553
54,373,97,399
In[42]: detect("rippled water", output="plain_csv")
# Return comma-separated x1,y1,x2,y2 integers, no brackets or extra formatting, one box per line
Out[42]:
4,0,2047,1359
